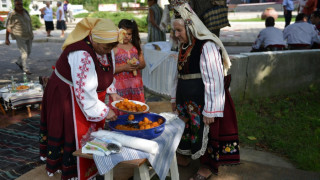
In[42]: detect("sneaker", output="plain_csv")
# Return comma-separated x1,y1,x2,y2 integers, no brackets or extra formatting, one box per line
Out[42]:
15,62,23,70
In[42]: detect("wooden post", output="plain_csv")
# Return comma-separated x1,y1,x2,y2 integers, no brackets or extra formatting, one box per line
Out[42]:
26,105,32,117
0,103,7,115
0,103,6,115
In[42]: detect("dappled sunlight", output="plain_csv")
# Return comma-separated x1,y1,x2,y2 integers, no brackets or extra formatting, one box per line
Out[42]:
210,174,242,180
253,53,277,85
254,65,273,85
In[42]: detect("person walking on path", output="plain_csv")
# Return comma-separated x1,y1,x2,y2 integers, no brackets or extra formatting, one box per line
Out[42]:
283,0,295,27
56,1,67,38
147,0,166,42
251,17,286,52
40,1,54,37
63,0,68,22
5,0,34,75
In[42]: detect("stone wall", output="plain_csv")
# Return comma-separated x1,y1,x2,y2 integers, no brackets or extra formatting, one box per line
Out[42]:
228,50,320,100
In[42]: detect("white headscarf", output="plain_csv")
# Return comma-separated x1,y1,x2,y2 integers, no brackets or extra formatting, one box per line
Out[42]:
173,3,231,75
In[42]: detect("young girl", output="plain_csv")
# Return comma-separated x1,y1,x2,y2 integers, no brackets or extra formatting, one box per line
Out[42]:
110,19,146,115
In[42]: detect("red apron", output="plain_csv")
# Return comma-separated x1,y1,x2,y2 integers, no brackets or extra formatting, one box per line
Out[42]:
71,87,106,180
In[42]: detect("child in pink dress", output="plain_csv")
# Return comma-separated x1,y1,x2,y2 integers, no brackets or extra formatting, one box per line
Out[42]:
110,19,146,115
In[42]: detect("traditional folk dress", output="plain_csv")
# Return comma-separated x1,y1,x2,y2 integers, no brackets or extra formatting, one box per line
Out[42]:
40,37,116,180
109,46,145,115
171,39,240,174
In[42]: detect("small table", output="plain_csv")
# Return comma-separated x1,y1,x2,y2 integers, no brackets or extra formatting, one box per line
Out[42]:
74,114,184,180
73,149,179,180
0,83,43,116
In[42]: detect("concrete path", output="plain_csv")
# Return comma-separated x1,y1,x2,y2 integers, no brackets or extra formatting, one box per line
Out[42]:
1,14,319,180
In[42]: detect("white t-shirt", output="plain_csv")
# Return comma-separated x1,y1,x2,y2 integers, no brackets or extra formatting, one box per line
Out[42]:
43,7,53,21
56,6,65,21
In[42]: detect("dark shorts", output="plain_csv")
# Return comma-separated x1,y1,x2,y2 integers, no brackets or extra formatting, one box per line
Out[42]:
45,21,54,31
56,20,67,30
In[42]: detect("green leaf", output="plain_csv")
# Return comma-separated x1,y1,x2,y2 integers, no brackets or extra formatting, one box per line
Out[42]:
247,136,257,140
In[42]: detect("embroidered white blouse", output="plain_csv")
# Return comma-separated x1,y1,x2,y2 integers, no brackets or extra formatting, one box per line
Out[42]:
68,50,117,122
170,41,225,118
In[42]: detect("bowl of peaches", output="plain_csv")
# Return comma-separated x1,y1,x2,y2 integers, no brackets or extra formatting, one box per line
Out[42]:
111,98,149,114
108,113,166,140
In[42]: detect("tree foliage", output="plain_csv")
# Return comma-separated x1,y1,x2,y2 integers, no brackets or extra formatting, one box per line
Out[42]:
69,0,146,11
11,0,31,11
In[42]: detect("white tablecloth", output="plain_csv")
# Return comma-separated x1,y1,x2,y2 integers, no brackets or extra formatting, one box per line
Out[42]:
93,113,185,180
142,41,178,96
0,83,43,107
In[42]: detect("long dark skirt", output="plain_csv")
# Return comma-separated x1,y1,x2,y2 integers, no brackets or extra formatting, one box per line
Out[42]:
45,21,54,31
176,75,240,174
56,20,67,30
200,75,240,173
40,73,77,179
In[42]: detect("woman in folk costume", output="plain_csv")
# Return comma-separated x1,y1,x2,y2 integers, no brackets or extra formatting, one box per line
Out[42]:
39,18,125,180
169,1,240,179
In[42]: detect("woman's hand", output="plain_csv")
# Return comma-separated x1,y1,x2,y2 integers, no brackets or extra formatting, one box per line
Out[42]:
110,93,123,101
124,64,139,72
106,109,117,121
203,116,215,125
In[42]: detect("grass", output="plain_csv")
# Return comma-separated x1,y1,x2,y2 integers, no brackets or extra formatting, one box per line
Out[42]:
235,85,320,172
74,11,148,32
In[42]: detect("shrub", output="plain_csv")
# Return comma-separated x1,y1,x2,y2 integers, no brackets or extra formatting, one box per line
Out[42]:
31,15,41,30
86,11,148,32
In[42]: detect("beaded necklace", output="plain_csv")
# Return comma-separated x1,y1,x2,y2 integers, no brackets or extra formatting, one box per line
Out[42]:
85,37,112,72
178,38,195,71
98,53,112,72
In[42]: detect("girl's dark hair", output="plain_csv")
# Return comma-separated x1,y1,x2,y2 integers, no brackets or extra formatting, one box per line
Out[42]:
118,19,142,55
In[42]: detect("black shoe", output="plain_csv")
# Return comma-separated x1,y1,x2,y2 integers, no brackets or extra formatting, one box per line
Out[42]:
24,70,32,75
15,62,23,70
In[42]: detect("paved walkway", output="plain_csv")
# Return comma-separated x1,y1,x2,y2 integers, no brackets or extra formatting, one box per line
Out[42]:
1,15,319,180
0,19,286,46
0,16,281,83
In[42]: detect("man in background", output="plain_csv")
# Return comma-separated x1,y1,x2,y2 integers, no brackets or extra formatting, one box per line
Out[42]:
5,0,34,75
283,13,320,49
251,17,286,52
310,11,320,48
63,0,69,22
283,0,295,27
